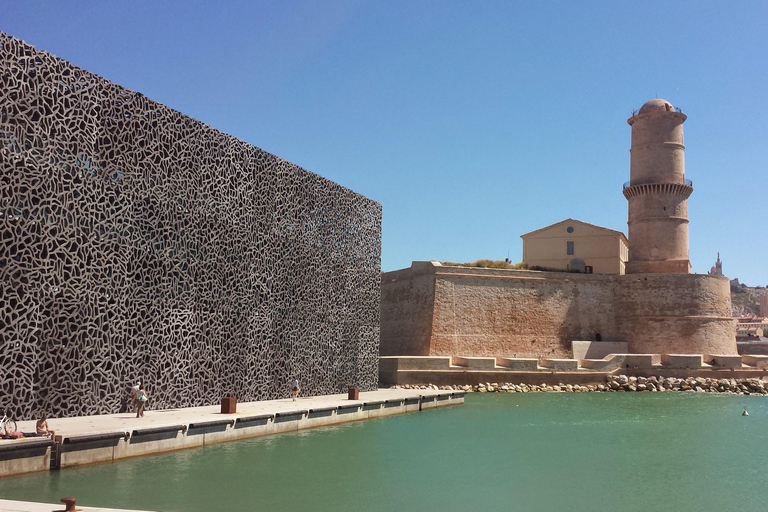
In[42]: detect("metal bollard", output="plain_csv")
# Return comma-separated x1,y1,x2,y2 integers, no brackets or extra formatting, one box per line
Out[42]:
221,396,237,414
61,496,76,511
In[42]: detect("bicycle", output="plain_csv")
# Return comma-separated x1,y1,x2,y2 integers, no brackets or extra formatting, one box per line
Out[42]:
0,409,17,435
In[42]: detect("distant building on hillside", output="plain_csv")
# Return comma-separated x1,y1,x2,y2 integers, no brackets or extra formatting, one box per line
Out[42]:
735,316,768,338
521,219,628,275
737,326,765,337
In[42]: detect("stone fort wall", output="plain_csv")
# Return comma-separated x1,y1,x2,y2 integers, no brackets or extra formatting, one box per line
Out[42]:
0,33,381,420
382,262,619,358
615,273,735,354
381,262,736,358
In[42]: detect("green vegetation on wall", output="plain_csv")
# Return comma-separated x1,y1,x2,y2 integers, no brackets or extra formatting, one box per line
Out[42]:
441,260,567,272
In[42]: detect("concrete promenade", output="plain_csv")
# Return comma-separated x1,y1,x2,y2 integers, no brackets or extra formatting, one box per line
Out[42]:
0,498,155,512
0,389,463,479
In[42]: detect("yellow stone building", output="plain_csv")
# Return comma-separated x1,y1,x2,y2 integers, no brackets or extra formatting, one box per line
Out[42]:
521,218,629,275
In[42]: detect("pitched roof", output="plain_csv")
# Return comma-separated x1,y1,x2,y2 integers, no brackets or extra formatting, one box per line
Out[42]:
520,218,628,242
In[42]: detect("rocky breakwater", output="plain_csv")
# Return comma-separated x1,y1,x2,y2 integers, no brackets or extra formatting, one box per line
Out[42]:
393,376,768,394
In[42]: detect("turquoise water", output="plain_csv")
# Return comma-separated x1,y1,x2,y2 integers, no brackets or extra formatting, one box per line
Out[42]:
2,393,768,511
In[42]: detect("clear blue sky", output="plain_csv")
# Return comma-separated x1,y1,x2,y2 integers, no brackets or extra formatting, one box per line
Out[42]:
4,1,767,285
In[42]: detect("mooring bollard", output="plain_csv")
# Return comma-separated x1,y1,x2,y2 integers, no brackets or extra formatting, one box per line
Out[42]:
61,496,76,511
348,387,359,400
221,396,237,414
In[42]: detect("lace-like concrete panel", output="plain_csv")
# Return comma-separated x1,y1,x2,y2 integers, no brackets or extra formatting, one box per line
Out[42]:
0,33,381,420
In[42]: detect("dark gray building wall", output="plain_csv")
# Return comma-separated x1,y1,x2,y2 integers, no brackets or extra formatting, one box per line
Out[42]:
0,33,381,420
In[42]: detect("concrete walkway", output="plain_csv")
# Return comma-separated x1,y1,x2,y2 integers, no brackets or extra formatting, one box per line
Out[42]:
0,498,155,512
0,388,463,480
10,388,447,438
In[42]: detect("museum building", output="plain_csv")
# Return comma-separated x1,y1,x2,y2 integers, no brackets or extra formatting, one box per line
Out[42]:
0,33,382,420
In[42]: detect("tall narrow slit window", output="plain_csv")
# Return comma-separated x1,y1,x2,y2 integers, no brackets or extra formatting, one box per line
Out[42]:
567,241,574,255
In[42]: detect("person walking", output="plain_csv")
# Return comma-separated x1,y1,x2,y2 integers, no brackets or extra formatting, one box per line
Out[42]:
136,384,148,418
291,378,300,401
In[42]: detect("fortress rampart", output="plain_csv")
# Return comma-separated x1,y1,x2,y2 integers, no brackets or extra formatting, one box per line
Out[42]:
615,273,735,354
381,262,736,358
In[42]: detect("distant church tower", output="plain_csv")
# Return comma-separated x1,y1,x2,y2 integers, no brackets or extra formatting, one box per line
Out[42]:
623,99,692,274
708,253,723,276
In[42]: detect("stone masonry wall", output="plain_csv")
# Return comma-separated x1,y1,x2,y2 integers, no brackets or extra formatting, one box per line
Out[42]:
615,274,736,354
380,262,737,359
379,262,436,356
381,263,619,358
430,267,618,358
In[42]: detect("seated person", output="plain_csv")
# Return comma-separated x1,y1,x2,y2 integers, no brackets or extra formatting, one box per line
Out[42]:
36,414,55,438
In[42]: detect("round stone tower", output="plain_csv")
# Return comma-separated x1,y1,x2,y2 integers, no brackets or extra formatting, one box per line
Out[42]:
623,98,692,274
617,99,736,356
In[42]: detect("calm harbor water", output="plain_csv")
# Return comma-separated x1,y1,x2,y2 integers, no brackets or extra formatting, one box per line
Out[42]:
2,392,767,511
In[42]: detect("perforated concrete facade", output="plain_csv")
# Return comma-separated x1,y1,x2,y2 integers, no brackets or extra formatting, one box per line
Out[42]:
0,33,381,420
